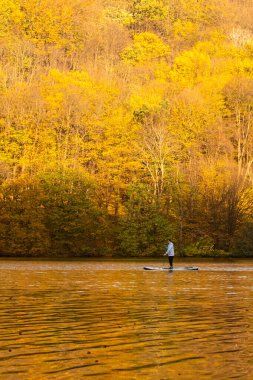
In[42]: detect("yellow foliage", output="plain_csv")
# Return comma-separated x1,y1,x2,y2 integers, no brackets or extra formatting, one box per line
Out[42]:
0,0,253,255
132,0,169,22
0,67,7,90
173,20,199,40
199,159,236,196
121,32,170,66
19,0,84,52
154,61,171,83
128,81,166,112
170,49,211,86
105,6,134,26
0,0,23,38
168,0,230,27
232,58,253,77
239,188,253,219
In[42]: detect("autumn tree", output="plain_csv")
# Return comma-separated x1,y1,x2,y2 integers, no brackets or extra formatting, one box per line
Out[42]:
121,32,170,66
0,176,49,256
0,0,253,257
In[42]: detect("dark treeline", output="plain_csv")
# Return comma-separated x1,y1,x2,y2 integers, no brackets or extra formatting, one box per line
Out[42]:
0,0,253,257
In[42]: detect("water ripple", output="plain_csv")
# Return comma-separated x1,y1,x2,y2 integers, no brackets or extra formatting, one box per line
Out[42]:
0,260,252,379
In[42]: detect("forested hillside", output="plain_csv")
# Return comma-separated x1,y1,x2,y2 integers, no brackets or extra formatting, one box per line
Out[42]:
0,0,253,257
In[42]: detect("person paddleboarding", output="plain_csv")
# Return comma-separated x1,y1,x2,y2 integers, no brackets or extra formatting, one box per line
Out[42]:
164,239,174,269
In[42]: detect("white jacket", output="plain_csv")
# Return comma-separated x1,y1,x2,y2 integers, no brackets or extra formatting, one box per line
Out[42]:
165,242,174,257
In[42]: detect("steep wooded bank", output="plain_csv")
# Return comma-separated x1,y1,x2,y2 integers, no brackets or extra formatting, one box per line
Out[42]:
0,0,253,257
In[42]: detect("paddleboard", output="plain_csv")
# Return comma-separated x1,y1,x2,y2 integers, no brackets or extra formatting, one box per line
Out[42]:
144,266,199,271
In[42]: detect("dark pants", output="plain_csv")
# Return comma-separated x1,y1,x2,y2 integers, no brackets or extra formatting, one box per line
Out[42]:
169,256,174,267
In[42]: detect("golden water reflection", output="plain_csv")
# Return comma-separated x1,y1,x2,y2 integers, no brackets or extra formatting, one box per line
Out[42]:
0,260,252,379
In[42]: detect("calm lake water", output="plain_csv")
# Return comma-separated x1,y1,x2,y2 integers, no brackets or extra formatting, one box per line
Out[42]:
0,258,252,380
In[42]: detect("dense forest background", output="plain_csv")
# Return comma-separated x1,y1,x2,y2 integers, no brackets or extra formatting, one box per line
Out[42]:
0,0,253,257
